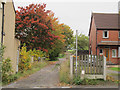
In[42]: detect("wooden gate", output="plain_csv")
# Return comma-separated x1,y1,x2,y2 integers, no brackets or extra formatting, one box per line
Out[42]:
70,55,106,80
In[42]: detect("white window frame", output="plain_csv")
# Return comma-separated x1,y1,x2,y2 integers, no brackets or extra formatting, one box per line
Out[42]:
99,49,103,55
112,49,117,58
119,32,120,38
103,30,109,38
118,47,120,57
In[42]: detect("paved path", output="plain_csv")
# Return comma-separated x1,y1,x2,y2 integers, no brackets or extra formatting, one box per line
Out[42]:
3,57,66,88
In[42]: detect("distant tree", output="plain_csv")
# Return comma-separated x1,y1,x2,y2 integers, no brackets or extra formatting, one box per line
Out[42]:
62,25,73,49
73,33,89,50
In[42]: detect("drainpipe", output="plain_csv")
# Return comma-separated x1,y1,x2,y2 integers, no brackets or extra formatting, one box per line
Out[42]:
1,2,5,45
96,30,97,56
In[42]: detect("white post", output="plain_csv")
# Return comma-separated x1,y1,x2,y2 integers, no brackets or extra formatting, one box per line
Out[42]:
103,56,106,81
75,30,78,75
16,49,19,73
70,55,73,79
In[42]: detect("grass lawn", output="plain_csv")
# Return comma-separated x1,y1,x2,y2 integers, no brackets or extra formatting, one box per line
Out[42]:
109,67,120,72
58,54,65,58
68,50,73,52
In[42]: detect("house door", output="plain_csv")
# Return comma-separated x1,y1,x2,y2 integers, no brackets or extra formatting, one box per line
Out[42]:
105,48,109,61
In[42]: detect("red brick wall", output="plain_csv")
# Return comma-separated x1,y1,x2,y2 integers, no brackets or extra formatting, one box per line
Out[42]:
97,46,119,64
97,30,119,44
109,46,119,64
89,16,97,55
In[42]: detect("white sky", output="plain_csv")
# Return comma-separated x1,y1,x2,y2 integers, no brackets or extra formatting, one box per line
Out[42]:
13,0,119,36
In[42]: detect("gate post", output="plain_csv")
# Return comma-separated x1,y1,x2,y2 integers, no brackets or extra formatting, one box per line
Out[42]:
70,55,74,79
103,56,106,81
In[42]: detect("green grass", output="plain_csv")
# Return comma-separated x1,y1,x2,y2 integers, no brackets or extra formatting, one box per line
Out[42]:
58,54,65,58
16,61,48,78
109,67,120,72
59,59,71,84
68,50,73,52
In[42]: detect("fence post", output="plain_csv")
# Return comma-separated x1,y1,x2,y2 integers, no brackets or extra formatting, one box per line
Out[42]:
70,55,74,79
103,56,106,81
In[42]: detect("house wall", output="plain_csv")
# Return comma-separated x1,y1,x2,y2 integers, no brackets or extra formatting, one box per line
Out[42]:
109,46,119,64
98,46,119,64
97,30,119,44
96,30,120,64
89,16,97,55
2,0,20,73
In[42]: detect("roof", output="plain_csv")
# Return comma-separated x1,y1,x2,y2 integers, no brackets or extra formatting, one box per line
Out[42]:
98,42,120,46
93,13,119,29
88,13,120,36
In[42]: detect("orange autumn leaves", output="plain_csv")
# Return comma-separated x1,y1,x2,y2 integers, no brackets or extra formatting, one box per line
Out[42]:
15,3,72,54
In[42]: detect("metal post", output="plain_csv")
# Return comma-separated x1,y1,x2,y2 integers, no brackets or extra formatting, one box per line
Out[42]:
75,30,78,76
103,56,106,81
16,47,20,73
70,55,73,79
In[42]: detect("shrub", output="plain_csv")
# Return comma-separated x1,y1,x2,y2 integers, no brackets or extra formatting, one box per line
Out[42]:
72,75,82,85
72,77,99,85
19,44,48,72
31,49,46,61
19,44,31,72
2,58,17,84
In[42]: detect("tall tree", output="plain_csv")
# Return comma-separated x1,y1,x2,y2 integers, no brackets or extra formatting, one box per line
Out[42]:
15,4,59,52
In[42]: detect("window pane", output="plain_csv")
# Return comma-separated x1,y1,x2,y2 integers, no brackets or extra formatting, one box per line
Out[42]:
119,32,120,38
105,31,107,37
118,47,120,57
112,49,116,57
99,49,103,53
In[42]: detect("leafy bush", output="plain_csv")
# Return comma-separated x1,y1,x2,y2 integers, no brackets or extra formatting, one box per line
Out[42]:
30,48,46,61
2,58,17,84
19,44,31,72
72,75,83,85
72,76,99,85
19,44,48,72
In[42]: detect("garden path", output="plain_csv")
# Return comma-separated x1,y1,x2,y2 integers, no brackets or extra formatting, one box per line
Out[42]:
3,54,67,88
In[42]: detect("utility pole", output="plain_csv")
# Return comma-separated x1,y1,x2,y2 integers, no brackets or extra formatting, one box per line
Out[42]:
75,30,78,76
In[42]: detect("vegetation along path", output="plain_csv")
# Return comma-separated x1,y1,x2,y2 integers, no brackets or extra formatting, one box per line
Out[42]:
3,57,67,88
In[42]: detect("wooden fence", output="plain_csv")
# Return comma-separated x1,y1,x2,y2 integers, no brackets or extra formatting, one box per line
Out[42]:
70,55,106,80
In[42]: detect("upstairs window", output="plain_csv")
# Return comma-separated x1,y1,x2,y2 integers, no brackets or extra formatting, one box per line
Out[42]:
103,30,109,38
119,32,120,38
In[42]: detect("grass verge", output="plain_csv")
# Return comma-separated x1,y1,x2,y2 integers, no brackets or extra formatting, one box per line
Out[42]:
109,67,120,72
59,59,71,84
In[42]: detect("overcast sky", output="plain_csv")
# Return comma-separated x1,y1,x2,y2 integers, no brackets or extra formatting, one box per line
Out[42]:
13,0,119,36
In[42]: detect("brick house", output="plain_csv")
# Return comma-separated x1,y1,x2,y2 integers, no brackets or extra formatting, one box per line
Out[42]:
89,13,120,64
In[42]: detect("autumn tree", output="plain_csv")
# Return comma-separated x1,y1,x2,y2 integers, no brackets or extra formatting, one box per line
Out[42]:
15,4,59,52
62,25,73,49
46,12,66,60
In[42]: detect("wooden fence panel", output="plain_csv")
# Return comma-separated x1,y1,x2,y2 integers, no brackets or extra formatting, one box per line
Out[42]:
71,55,106,80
